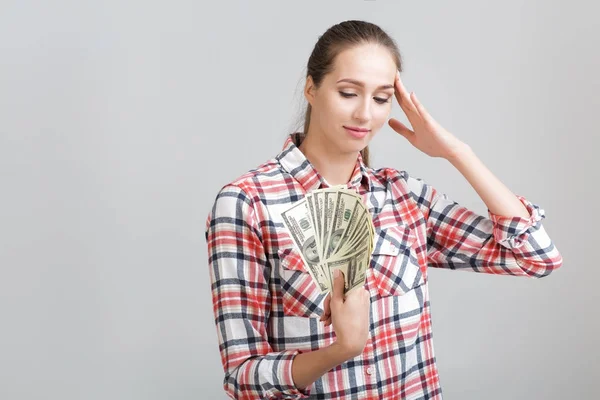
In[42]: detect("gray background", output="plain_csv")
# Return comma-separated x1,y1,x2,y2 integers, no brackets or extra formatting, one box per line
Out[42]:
1,1,597,399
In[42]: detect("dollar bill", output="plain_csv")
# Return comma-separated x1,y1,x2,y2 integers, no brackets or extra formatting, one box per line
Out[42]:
325,193,361,259
347,250,370,292
280,199,329,293
313,193,325,260
280,186,375,294
304,193,320,263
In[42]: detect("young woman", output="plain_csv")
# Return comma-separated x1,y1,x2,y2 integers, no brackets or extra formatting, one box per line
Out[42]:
205,20,562,399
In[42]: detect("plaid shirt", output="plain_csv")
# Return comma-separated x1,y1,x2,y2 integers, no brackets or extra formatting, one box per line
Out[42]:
205,133,562,399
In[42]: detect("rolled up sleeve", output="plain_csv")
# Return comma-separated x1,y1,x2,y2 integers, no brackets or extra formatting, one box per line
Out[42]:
406,175,563,277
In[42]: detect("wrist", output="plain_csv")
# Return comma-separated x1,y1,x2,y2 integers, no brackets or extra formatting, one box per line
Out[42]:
445,141,472,165
328,341,360,362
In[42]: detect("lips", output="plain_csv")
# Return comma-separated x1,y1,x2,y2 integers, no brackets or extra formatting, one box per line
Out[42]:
343,126,370,139
343,126,370,132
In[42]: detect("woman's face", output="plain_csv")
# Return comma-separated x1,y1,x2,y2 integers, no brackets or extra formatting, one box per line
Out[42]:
305,43,397,155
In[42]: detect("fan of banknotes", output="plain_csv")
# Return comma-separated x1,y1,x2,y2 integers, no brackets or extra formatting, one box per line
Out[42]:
280,185,375,294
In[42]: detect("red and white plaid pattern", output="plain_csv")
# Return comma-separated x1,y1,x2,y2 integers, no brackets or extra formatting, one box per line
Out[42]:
205,133,562,399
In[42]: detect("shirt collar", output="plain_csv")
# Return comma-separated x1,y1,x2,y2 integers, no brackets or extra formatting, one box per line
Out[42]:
276,133,373,193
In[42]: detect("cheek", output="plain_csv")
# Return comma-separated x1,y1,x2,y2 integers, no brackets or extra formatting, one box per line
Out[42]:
325,94,351,113
320,100,350,126
373,105,392,125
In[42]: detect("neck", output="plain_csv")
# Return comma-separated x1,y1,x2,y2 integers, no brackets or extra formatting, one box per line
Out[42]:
298,132,359,187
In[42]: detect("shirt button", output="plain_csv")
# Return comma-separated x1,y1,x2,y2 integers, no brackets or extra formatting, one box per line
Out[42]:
366,367,373,375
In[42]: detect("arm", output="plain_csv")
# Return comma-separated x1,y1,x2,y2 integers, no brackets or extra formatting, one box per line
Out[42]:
405,166,563,277
291,329,359,390
447,143,530,219
293,269,371,390
206,185,355,398
206,184,307,399
387,74,562,276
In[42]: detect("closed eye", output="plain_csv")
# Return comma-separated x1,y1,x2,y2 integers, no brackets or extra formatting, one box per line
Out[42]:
339,91,390,104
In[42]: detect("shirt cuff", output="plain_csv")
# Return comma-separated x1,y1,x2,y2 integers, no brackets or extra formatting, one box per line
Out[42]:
488,195,545,249
274,350,312,398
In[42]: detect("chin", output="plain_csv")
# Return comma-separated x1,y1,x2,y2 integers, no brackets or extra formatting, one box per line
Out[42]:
346,141,370,154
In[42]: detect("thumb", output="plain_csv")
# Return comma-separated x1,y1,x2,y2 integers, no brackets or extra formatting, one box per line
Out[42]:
388,118,414,140
331,269,345,303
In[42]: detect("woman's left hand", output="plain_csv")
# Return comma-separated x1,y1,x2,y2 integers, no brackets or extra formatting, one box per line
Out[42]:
388,71,467,160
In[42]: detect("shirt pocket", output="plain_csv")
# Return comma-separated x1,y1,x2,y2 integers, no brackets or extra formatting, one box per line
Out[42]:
369,224,425,297
277,247,327,318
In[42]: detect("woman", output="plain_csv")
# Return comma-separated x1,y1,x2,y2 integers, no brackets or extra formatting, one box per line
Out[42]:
205,20,562,399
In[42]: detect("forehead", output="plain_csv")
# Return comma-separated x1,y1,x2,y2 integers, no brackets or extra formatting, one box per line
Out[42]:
329,44,397,86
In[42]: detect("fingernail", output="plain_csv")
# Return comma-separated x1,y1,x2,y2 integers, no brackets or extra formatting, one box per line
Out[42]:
334,269,340,278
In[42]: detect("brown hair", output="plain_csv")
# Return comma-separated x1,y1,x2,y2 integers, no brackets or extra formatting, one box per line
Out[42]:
296,20,403,168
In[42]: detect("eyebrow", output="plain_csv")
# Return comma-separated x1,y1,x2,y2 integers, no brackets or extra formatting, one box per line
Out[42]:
336,78,394,90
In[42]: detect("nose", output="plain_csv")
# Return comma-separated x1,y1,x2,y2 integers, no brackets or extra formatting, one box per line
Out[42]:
352,98,372,123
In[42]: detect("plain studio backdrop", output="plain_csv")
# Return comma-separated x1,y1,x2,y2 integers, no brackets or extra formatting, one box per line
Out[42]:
1,1,598,399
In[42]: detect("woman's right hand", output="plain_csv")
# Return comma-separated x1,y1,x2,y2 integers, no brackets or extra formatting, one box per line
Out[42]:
322,269,371,359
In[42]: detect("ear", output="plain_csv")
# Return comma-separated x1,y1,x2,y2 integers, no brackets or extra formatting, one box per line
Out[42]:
304,75,316,105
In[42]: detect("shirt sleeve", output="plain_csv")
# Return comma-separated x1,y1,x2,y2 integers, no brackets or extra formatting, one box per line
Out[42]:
205,184,311,399
405,173,563,277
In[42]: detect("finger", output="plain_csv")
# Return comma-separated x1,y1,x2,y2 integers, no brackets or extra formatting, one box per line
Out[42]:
346,285,370,302
411,92,431,122
325,316,332,326
388,118,415,141
320,294,331,321
331,269,345,304
394,71,419,116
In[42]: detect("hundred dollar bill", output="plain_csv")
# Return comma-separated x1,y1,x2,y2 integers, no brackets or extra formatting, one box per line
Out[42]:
280,199,330,293
326,257,351,293
347,250,370,292
334,208,369,258
325,192,361,259
280,186,374,295
328,201,364,258
304,193,321,263
321,190,338,289
313,192,325,261
325,249,370,294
